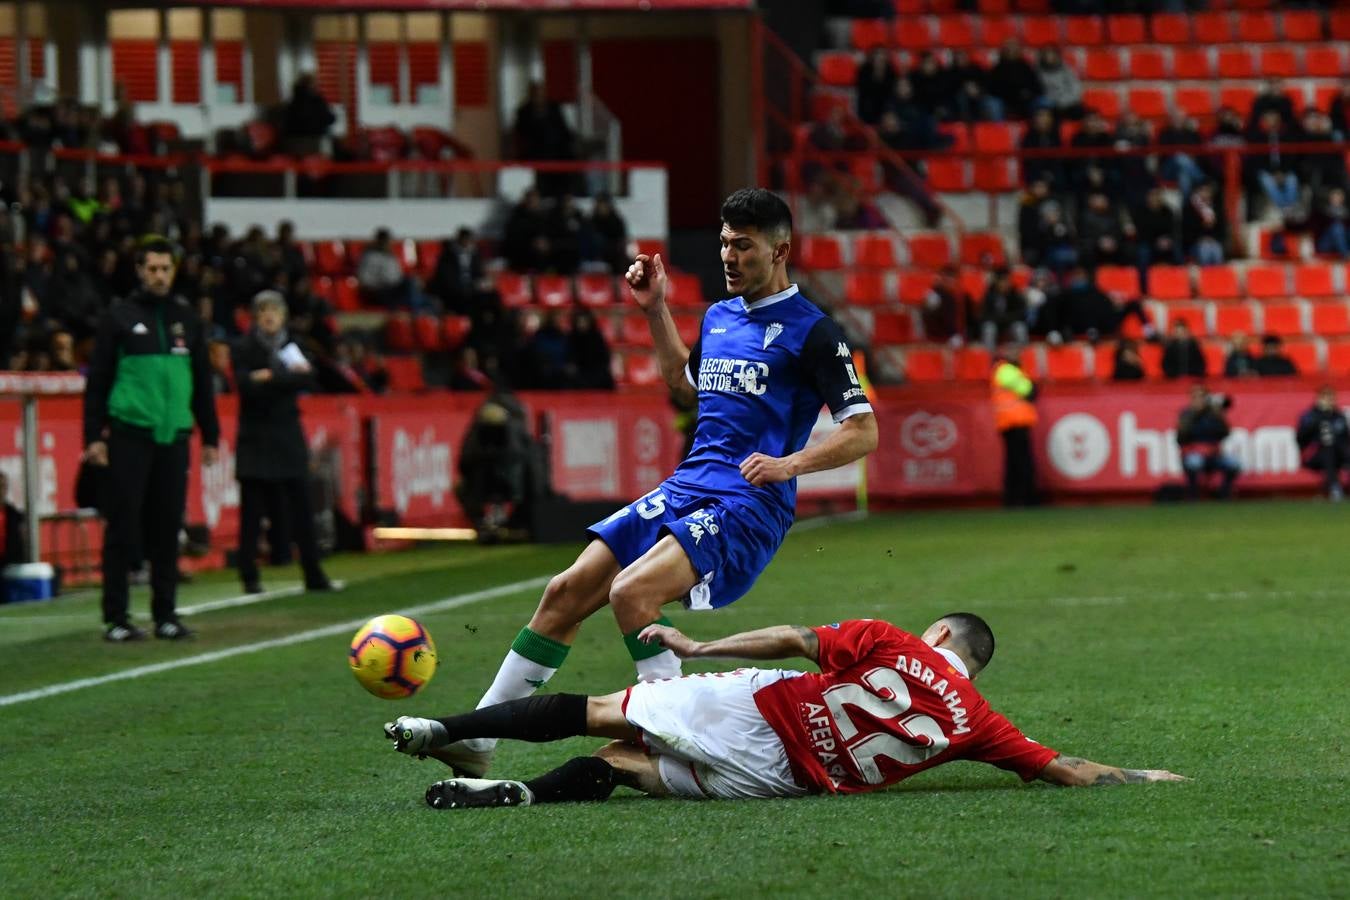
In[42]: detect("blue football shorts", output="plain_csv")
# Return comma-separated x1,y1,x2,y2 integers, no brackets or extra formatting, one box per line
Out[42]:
586,481,791,610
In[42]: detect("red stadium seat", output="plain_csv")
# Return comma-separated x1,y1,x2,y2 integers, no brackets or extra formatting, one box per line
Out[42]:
1328,341,1350,375
1197,266,1242,300
1282,338,1319,374
577,273,616,307
1084,48,1124,81
898,270,938,305
1021,17,1061,47
817,52,859,86
1235,11,1278,42
978,0,1010,12
1063,16,1104,45
798,235,845,270
926,158,971,191
973,159,1018,192
845,271,890,306
937,15,978,48
415,240,441,278
1200,340,1228,376
810,92,850,121
413,314,443,352
1245,264,1290,299
939,122,971,152
1219,87,1258,117
385,356,427,392
1216,48,1257,79
1304,47,1344,79
982,17,1019,46
896,17,935,51
872,311,916,344
1331,11,1350,41
960,232,1006,267
1175,88,1215,119
850,19,891,50
666,273,705,308
959,267,989,301
344,239,368,264
1106,14,1146,44
1128,88,1168,120
1261,301,1307,337
535,274,573,308
906,233,952,269
1258,48,1298,78
622,353,662,387
1283,11,1323,41
334,276,361,312
1163,303,1209,335
1150,13,1191,43
1147,265,1193,301
1295,264,1337,298
1082,88,1122,119
384,314,415,352
953,346,992,381
314,240,348,277
621,314,655,348
1193,12,1235,43
1170,48,1210,80
1213,303,1257,336
902,346,946,382
1313,302,1350,336
494,272,533,308
853,234,899,268
441,315,471,349
1096,265,1141,299
1045,344,1091,381
673,313,701,345
1130,47,1170,80
973,122,1018,153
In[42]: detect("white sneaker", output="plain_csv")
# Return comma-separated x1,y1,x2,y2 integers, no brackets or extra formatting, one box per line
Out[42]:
425,777,532,810
384,716,449,756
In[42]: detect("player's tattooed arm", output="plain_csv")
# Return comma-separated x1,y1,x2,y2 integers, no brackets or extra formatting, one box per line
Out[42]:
638,624,819,663
1037,755,1187,787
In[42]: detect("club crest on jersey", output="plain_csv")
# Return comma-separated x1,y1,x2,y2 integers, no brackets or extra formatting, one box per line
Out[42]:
763,322,784,349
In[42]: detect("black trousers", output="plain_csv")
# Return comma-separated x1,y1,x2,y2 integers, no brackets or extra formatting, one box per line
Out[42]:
101,430,189,626
237,477,324,586
1305,444,1350,493
1002,427,1038,508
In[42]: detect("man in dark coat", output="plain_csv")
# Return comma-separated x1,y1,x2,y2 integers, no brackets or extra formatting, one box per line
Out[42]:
232,291,332,594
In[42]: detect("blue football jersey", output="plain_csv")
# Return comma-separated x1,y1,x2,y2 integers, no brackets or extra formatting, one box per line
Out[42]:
668,284,873,514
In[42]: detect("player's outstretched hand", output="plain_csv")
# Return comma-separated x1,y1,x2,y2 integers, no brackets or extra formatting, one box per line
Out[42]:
740,452,796,487
638,623,701,658
1136,769,1188,783
625,253,668,312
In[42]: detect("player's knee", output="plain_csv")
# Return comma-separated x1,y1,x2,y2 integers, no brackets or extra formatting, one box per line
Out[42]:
533,570,589,628
607,571,651,618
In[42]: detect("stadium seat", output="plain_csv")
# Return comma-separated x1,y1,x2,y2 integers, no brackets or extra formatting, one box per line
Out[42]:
1045,344,1091,381
1163,303,1208,335
1063,16,1104,45
1106,14,1146,44
906,233,952,269
1216,48,1257,79
494,272,533,308
623,353,662,386
1193,12,1235,43
1147,265,1193,301
1172,49,1215,81
314,240,348,277
973,122,1018,154
896,17,935,51
1219,86,1258,116
621,314,655,347
1149,13,1191,43
1130,48,1170,80
1021,17,1061,47
1283,10,1323,41
1245,264,1290,299
1197,266,1242,300
953,346,992,381
1096,266,1141,299
1082,88,1121,119
937,15,978,48
938,122,971,152
973,159,1018,192
666,273,705,307
798,235,845,270
673,314,701,345
1103,341,1163,379
415,240,441,278
384,357,426,392
849,157,882,193
311,275,336,305
1328,341,1350,375
1262,301,1307,337
960,232,1006,267
1258,48,1298,78
898,270,938,305
845,271,890,306
333,276,361,312
1084,48,1124,81
850,19,891,50
818,52,858,86
1017,347,1044,378
926,158,971,192
872,311,916,344
1175,88,1215,119
1199,340,1228,376
1128,88,1168,120
1235,11,1278,42
1282,338,1319,374
1304,46,1344,79
810,92,850,121
441,315,471,349
958,267,989,301
1213,303,1257,336
982,17,1019,46
344,239,368,264
534,275,573,308
854,234,899,268
413,314,443,352
1294,263,1337,298
577,273,616,307
1333,10,1350,40
1312,302,1350,336
907,345,950,380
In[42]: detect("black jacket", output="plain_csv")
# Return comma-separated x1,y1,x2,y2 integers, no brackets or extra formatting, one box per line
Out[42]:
1297,407,1350,452
232,330,316,481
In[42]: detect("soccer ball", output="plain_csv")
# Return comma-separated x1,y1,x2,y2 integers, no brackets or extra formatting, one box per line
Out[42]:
349,615,438,699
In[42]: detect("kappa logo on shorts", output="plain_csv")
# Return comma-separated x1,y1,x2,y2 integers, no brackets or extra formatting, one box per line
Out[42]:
686,509,720,545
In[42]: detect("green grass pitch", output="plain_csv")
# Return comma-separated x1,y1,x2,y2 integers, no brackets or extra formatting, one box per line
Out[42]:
1,502,1347,898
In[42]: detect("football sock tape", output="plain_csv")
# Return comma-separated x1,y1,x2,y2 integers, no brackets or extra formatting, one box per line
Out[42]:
623,615,675,662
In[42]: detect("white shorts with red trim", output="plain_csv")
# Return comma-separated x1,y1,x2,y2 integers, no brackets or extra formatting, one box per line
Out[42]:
622,668,809,800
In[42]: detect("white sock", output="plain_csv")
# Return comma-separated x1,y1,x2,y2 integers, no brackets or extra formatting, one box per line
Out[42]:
463,650,559,752
635,650,682,682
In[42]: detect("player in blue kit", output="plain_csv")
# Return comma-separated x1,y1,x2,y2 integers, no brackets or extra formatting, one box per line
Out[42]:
438,189,878,777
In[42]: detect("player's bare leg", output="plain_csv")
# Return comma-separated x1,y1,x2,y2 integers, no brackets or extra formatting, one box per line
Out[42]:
608,534,700,681
594,741,668,797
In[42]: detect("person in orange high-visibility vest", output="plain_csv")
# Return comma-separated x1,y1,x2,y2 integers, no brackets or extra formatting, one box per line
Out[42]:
991,350,1038,507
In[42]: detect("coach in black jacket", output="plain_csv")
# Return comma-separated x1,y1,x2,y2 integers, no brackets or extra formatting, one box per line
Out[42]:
233,291,332,594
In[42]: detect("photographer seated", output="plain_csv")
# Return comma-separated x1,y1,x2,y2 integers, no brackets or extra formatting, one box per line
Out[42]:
1177,386,1241,500
456,394,536,537
1296,386,1350,500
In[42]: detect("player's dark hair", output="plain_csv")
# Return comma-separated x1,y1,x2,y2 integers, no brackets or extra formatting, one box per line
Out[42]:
136,235,178,265
940,612,996,674
721,188,793,241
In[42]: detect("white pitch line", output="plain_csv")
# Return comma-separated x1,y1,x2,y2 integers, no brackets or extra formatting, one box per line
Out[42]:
791,510,868,532
0,581,345,625
0,575,550,709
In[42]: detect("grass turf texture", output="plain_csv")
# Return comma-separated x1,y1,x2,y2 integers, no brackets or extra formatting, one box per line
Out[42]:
1,503,1347,898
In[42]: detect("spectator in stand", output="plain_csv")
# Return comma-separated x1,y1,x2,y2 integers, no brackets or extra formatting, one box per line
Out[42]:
834,190,889,230
567,309,615,390
1043,266,1118,343
209,339,234,394
48,330,77,372
1258,168,1304,224
1069,111,1114,192
513,82,578,197
921,266,967,344
518,310,570,389
546,194,587,275
979,268,1029,349
988,39,1043,121
449,346,494,391
1162,320,1206,379
1036,202,1079,273
885,79,950,151
1018,179,1053,266
1182,182,1228,265
1134,187,1182,271
1223,333,1258,378
949,50,1002,123
855,48,898,125
908,52,951,122
1112,338,1146,382
1177,386,1240,500
588,193,629,273
46,248,102,340
875,110,946,227
1021,109,1065,190
1114,112,1154,197
281,73,336,156
1314,187,1350,258
1249,78,1296,131
275,220,309,288
1157,110,1206,196
1291,109,1346,197
503,188,552,272
1296,385,1350,500
1328,81,1350,137
1255,334,1297,376
1079,191,1131,268
1246,109,1292,203
1036,48,1083,121
429,228,486,314
357,228,424,311
795,176,838,233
